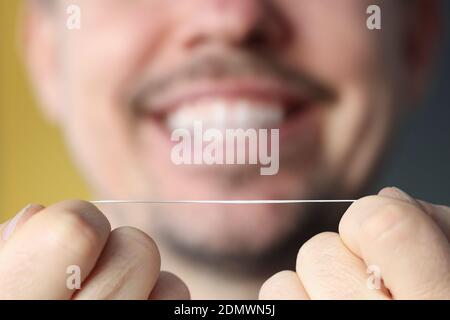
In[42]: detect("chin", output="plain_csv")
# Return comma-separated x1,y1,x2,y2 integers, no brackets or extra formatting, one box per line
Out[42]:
152,197,308,260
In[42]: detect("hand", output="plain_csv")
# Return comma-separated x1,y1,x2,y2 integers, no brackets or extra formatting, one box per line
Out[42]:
259,187,450,300
0,200,190,299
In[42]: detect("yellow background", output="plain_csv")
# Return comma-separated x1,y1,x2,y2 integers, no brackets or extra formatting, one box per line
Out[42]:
0,1,88,220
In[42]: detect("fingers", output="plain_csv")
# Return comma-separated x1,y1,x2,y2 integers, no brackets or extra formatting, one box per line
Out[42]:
74,227,161,300
149,271,191,300
296,232,389,299
339,192,450,299
0,202,187,300
261,187,450,300
0,200,111,299
259,270,309,300
380,187,450,240
417,201,450,241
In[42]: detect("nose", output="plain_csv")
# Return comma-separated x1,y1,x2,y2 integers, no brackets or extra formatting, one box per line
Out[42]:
177,0,291,50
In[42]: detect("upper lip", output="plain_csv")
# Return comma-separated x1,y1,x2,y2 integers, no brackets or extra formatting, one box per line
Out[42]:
132,51,334,119
135,76,324,119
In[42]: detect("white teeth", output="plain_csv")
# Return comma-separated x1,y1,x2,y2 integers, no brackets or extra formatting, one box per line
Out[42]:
166,99,284,131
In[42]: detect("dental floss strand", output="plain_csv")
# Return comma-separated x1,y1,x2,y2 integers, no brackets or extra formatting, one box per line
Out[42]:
90,200,356,205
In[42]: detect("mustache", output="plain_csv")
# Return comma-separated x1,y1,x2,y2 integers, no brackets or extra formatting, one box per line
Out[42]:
131,51,336,107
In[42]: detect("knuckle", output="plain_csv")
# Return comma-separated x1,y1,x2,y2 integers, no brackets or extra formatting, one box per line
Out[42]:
53,199,98,214
259,271,293,299
339,195,380,230
297,232,339,266
111,227,161,267
151,271,191,299
44,209,105,257
360,202,418,243
265,270,294,285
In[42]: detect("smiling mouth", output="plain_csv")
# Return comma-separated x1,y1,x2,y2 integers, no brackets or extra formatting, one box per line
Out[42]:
132,52,333,137
135,77,325,138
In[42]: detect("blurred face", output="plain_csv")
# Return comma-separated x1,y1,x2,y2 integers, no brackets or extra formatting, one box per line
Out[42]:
28,0,420,261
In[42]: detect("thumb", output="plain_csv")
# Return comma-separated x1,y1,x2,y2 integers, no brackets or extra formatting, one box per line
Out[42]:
379,187,450,241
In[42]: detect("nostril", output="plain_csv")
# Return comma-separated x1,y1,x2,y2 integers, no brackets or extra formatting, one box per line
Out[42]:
245,28,269,48
178,0,292,51
184,33,208,49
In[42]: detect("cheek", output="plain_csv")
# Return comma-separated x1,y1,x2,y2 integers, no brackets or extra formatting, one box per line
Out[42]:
64,3,168,99
283,0,383,82
320,74,398,196
60,4,169,127
279,0,401,193
57,1,172,195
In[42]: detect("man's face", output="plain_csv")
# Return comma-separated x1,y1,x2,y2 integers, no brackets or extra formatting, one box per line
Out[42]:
30,0,415,259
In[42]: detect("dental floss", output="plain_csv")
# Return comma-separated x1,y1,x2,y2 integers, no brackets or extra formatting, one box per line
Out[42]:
90,200,356,205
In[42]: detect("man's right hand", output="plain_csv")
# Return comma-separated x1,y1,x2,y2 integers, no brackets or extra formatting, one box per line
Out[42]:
0,200,190,299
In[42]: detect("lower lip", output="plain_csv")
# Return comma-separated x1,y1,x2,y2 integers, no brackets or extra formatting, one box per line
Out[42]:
135,102,322,182
278,103,320,141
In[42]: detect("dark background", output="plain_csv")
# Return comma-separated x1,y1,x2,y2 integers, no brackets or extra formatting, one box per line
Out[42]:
374,1,450,204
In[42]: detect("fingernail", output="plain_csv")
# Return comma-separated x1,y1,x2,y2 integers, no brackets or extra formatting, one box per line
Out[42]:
378,187,416,204
378,187,429,213
2,204,35,241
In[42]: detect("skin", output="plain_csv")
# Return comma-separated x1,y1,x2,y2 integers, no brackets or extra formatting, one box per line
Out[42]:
0,0,447,299
260,188,450,299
